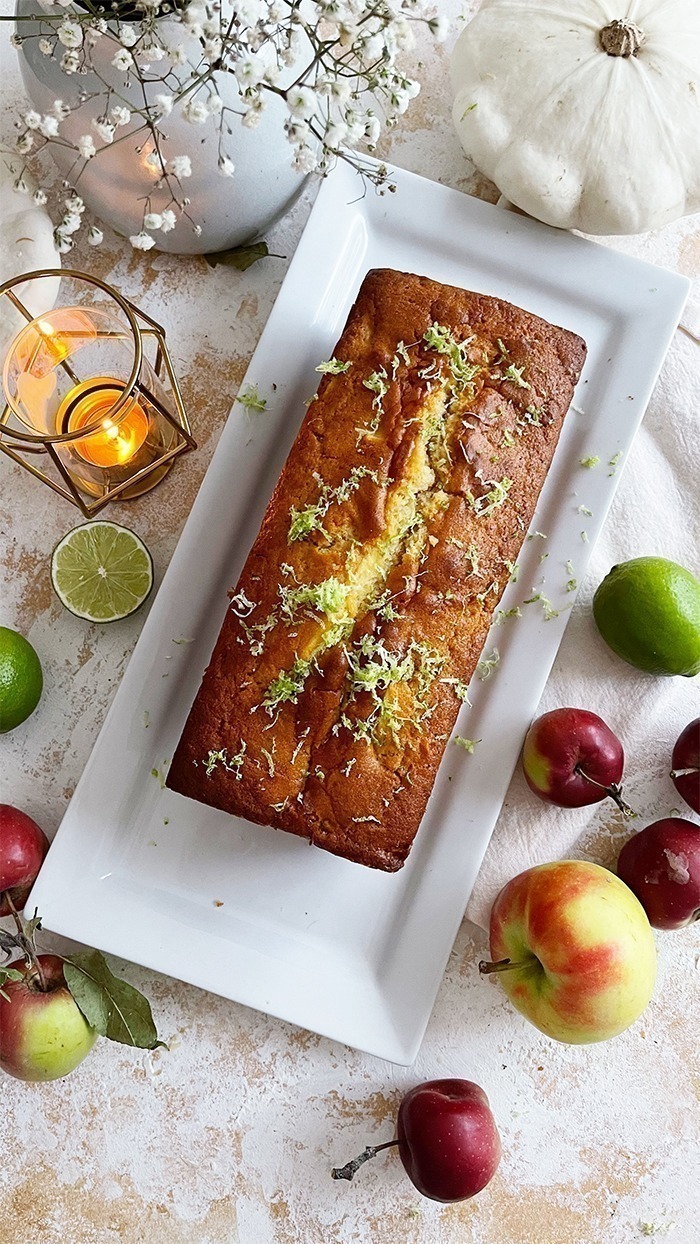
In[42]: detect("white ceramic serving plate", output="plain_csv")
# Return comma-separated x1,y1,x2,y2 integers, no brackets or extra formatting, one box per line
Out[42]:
30,162,689,1064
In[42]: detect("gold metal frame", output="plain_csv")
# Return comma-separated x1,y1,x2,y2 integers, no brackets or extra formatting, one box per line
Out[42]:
0,268,196,517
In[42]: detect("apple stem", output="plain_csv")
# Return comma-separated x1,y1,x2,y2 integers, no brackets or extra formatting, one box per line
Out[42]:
331,1139,399,1183
479,957,537,975
574,766,636,818
1,893,47,992
670,767,699,779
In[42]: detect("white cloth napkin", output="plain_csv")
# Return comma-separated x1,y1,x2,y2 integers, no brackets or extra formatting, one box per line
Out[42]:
465,267,700,932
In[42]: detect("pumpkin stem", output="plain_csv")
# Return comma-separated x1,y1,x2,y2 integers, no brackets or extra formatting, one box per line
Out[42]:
599,18,646,58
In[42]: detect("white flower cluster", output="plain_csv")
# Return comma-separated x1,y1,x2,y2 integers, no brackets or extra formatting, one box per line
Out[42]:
14,0,447,252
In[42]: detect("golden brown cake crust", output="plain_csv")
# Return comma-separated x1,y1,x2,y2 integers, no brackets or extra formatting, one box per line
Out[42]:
167,268,587,871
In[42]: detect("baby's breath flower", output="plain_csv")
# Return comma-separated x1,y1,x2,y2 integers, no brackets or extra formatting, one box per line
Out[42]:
77,134,96,159
33,188,48,206
24,110,41,130
112,48,133,73
16,132,33,154
218,155,235,177
110,105,131,127
168,154,192,178
39,38,53,56
286,85,317,120
182,98,209,125
153,93,173,118
160,209,177,233
57,20,82,49
60,51,80,74
87,225,103,246
118,23,138,48
38,115,60,138
129,231,156,251
92,119,115,144
144,212,163,230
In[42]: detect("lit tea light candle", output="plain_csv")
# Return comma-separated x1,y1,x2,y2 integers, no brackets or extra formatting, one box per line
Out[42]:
56,377,149,468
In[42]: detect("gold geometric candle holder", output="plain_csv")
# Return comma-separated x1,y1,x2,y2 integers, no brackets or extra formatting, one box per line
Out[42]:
0,269,196,517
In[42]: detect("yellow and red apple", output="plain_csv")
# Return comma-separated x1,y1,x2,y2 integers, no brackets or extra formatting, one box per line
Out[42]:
482,861,656,1043
0,954,96,1082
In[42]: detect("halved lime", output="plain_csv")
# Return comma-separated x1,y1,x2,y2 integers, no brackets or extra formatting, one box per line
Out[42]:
51,522,154,623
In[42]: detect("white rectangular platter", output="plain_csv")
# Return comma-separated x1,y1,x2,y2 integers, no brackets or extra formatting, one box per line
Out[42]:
30,162,689,1064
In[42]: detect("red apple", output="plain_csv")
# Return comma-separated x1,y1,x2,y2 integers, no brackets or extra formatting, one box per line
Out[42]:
522,708,632,814
0,804,50,917
0,954,96,1082
670,718,700,815
332,1078,501,1203
481,861,656,1043
397,1079,501,1203
617,818,700,930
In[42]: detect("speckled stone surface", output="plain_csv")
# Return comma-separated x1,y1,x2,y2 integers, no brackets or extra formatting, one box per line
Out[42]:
1,5,700,1243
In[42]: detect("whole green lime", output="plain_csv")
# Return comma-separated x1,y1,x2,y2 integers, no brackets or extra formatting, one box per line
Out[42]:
0,627,44,733
593,557,700,677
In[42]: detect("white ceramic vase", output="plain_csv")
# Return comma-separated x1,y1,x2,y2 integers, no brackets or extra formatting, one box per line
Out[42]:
15,0,307,254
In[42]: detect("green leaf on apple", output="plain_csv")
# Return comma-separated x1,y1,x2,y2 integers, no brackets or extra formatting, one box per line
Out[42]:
0,966,24,1000
63,950,164,1050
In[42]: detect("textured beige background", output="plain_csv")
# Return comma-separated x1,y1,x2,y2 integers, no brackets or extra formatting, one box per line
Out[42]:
1,4,700,1242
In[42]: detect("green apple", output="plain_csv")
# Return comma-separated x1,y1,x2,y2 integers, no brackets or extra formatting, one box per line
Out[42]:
481,861,656,1043
0,954,97,1081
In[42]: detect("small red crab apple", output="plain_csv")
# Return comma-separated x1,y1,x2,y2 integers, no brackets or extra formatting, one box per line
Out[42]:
0,804,50,917
522,708,634,815
331,1079,501,1203
617,818,700,930
670,717,700,815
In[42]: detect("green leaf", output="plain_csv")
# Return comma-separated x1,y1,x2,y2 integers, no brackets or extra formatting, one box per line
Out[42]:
63,950,163,1050
0,966,24,1000
204,241,278,271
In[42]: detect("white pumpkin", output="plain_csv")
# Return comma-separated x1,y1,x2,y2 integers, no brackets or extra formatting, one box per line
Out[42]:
0,155,60,350
451,0,700,235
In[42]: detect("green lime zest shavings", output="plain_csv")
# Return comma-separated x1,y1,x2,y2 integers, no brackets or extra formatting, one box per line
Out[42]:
502,363,530,390
278,576,349,622
473,477,513,517
608,451,623,475
391,340,411,379
577,505,593,516
316,357,352,375
523,592,559,621
461,102,478,118
477,648,500,680
580,455,599,468
581,529,589,542
423,322,479,393
453,736,481,753
236,384,267,412
442,676,472,705
505,559,519,582
288,466,379,543
263,657,313,713
203,742,246,779
495,606,522,624
358,368,389,438
150,762,169,789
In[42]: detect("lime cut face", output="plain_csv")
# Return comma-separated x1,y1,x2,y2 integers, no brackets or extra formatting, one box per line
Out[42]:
0,627,43,733
51,522,154,623
593,557,700,677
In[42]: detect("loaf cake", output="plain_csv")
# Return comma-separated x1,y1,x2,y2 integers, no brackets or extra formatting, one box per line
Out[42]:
167,269,586,870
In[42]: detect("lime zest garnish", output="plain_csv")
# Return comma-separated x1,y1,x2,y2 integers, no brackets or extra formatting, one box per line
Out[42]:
316,357,352,375
453,736,481,752
236,384,267,412
580,455,599,469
